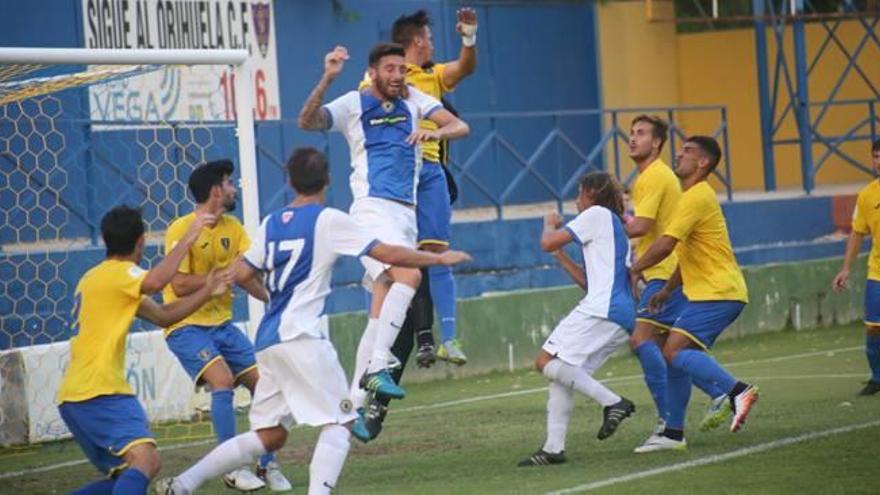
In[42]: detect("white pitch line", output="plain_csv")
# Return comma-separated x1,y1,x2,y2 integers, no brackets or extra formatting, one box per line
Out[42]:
0,344,864,479
0,439,215,480
0,459,88,479
546,419,880,494
393,345,863,415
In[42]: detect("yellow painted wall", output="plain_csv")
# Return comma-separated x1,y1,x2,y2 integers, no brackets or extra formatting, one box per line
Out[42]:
598,0,880,192
597,0,680,108
597,0,681,183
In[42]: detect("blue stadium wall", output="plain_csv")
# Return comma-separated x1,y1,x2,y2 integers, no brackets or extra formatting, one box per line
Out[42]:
0,0,605,348
0,0,603,212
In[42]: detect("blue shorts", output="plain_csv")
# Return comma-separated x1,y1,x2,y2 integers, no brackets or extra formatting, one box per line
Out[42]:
671,301,746,350
166,322,257,385
865,280,880,326
637,280,688,329
58,395,155,476
416,161,452,246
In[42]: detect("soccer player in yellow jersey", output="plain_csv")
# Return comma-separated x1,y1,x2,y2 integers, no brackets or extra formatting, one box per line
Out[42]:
392,8,477,365
163,160,289,491
57,205,226,495
832,139,880,396
631,136,759,451
357,7,478,439
624,116,729,452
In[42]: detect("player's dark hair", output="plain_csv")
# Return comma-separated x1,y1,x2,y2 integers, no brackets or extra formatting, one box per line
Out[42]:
872,138,880,153
391,9,431,48
188,159,234,204
579,172,625,217
631,114,669,153
286,147,329,195
686,135,723,175
368,43,406,67
101,205,145,257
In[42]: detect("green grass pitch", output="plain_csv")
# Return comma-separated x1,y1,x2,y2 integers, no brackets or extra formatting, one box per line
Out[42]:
2,323,877,494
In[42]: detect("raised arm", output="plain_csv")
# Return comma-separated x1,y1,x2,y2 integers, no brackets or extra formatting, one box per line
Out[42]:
440,7,478,90
137,269,231,327
142,213,215,295
625,216,655,238
298,46,348,131
407,108,469,145
540,212,573,253
234,259,269,303
367,243,472,268
169,273,206,297
630,235,678,276
552,249,586,291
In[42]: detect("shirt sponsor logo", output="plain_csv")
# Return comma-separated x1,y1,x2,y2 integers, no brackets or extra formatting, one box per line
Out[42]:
369,115,407,126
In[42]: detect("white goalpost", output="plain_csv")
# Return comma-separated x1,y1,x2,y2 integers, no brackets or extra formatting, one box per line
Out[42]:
0,47,265,445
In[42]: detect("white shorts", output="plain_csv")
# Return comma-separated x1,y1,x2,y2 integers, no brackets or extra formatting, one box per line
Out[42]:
542,309,629,371
350,197,418,285
248,339,358,430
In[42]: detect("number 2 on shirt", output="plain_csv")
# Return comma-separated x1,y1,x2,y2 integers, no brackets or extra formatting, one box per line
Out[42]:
69,291,82,337
266,239,305,292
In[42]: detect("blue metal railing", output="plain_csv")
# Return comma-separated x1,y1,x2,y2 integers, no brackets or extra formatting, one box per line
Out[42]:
754,0,879,193
443,105,732,219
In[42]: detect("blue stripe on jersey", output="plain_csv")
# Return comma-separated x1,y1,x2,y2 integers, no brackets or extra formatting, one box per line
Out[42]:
564,226,582,245
254,204,323,352
359,93,417,204
608,213,636,332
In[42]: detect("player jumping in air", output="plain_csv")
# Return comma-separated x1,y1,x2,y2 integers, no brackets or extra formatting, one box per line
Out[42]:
155,147,471,495
297,43,469,412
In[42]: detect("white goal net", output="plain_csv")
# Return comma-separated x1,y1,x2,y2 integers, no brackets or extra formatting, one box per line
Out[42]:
0,48,261,448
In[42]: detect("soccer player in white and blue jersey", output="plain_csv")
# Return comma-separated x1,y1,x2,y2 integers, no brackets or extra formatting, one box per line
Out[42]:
518,172,636,467
297,43,469,409
156,148,471,495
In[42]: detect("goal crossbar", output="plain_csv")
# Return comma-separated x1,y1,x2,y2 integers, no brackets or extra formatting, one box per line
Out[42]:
0,46,263,327
0,47,248,66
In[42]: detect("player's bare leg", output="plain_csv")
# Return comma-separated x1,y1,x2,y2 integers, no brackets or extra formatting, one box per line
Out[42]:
358,267,421,400
236,368,291,491
201,360,266,491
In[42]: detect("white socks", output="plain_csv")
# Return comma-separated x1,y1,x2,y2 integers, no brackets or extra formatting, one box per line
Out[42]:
351,318,379,409
366,283,415,373
308,425,351,495
543,381,574,454
176,431,266,491
542,358,621,407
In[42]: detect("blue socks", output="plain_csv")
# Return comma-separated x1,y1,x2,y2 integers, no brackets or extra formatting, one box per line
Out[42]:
259,452,276,468
672,349,737,395
211,389,236,443
429,265,457,343
866,333,880,382
71,479,115,495
692,375,726,398
665,365,692,430
111,468,149,495
71,469,151,495
633,340,668,419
